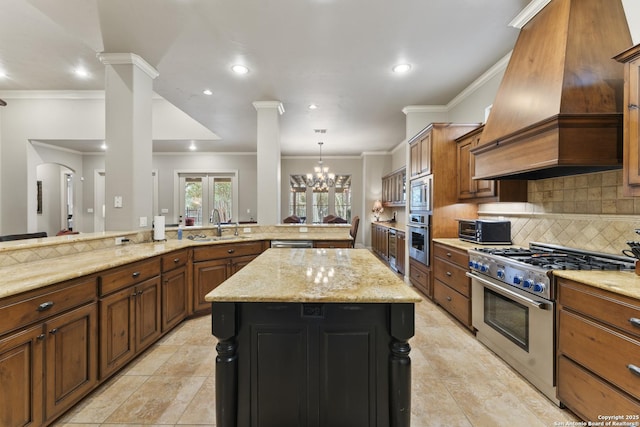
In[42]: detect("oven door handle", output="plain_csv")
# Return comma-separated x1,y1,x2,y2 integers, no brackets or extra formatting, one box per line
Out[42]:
466,272,550,310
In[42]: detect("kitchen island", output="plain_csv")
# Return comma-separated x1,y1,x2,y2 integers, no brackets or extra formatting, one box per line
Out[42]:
205,248,422,427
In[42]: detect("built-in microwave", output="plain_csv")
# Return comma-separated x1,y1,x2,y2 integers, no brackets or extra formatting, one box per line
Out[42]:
410,175,432,213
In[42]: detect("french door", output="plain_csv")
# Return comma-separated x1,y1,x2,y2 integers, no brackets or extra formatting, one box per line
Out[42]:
177,172,237,226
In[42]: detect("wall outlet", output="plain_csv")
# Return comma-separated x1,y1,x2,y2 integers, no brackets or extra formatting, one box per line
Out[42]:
114,196,123,208
243,227,252,233
161,208,169,214
115,236,126,245
87,208,94,213
299,227,308,233
139,216,147,227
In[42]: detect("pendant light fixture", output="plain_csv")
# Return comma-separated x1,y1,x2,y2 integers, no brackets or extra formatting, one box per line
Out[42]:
306,142,335,189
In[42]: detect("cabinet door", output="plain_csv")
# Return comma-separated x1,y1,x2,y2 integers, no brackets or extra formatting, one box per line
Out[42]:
625,55,640,194
456,137,476,200
396,232,406,275
419,131,432,175
135,277,162,352
99,287,136,379
231,254,259,274
44,303,97,423
162,266,188,332
193,259,229,313
0,325,44,427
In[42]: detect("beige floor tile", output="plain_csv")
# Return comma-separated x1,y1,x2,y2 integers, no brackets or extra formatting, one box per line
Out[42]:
105,376,207,424
153,345,216,377
122,344,181,376
177,376,217,425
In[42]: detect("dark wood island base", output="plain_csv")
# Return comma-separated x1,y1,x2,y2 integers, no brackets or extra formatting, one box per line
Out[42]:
212,301,414,427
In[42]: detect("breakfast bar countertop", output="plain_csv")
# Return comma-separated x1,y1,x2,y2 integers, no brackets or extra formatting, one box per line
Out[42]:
205,248,422,303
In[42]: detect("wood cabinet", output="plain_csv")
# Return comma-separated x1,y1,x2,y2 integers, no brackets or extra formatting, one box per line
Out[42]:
409,130,431,177
382,167,406,207
161,250,190,332
615,43,640,196
455,125,527,203
99,258,162,379
409,258,430,297
396,230,405,276
556,278,640,420
432,242,472,330
371,223,389,260
0,276,98,427
192,241,267,313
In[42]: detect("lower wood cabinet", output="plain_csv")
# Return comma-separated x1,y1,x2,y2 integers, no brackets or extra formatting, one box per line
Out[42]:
396,231,405,275
0,276,98,427
409,258,431,298
432,242,472,329
192,241,267,313
161,250,190,332
557,278,640,420
99,259,162,380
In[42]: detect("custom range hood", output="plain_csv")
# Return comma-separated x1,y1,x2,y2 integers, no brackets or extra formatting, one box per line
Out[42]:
472,0,632,180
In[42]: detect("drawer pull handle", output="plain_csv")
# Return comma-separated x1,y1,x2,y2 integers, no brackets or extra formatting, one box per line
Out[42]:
446,296,452,302
628,364,640,377
49,328,58,335
132,271,141,278
446,252,452,257
37,334,46,341
37,301,54,312
227,249,235,254
630,318,640,328
446,271,452,276
629,104,639,110
173,258,180,263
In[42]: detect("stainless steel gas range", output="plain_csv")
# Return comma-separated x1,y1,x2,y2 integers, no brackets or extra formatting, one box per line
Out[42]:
466,242,636,405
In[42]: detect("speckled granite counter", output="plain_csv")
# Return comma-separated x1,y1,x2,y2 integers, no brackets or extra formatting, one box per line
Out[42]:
205,248,422,303
553,269,640,300
0,231,352,300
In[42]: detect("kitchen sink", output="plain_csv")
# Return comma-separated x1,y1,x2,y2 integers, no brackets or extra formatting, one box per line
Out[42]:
189,235,248,242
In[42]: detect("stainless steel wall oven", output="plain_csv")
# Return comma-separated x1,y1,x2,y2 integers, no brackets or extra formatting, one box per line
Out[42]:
408,214,429,266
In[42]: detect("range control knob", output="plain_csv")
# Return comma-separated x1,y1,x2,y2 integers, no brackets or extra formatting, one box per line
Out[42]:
497,269,505,279
523,279,533,288
533,283,546,293
480,263,488,273
513,276,523,285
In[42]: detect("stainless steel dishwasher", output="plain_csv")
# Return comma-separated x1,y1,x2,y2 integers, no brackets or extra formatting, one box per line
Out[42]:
270,240,314,248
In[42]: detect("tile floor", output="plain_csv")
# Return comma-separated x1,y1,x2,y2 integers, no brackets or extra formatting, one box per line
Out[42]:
53,296,580,427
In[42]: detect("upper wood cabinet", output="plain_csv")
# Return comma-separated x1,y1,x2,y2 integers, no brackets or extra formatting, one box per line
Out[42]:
456,125,528,203
382,167,406,207
409,128,431,177
615,43,640,196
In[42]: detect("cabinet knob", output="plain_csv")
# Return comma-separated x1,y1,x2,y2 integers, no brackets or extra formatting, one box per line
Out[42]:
446,271,452,276
132,271,141,278
37,334,46,341
628,364,640,377
227,249,235,254
446,252,452,257
37,301,54,312
173,258,180,263
446,296,452,302
630,317,640,328
629,104,639,110
49,328,58,335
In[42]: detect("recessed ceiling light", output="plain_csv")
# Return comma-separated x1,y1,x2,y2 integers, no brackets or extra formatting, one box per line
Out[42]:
203,89,213,96
392,63,412,73
308,104,318,110
231,64,249,75
74,67,90,78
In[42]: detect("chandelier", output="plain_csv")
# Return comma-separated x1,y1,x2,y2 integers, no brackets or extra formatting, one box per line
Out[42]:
306,142,335,189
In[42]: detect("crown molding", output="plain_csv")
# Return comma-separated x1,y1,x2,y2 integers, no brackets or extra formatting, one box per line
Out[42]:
401,105,447,115
252,101,285,115
97,53,159,79
509,0,551,29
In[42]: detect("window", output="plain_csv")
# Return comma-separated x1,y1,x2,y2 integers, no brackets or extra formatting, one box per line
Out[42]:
334,175,352,222
288,175,307,222
312,189,329,223
289,174,352,223
177,172,237,226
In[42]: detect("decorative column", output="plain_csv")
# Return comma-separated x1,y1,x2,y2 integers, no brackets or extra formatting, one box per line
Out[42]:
253,101,284,225
98,53,158,231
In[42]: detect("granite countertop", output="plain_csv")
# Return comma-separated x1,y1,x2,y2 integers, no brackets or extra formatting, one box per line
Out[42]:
205,248,423,304
553,270,640,300
371,221,406,232
0,232,352,300
432,237,488,251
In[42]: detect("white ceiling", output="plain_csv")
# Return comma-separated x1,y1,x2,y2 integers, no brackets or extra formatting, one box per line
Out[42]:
0,0,529,156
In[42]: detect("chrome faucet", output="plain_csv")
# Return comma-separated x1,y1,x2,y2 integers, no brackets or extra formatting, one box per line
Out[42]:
211,209,222,236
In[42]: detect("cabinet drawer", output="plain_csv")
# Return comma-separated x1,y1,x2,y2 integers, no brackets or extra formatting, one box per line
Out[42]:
559,309,640,400
0,276,97,336
433,243,468,268
409,259,431,297
558,278,640,339
433,280,471,328
558,355,640,422
193,241,265,262
99,258,160,296
433,258,470,297
161,250,189,272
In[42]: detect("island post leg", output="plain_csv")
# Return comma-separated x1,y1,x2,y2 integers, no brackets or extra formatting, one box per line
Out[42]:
389,303,415,427
212,302,238,427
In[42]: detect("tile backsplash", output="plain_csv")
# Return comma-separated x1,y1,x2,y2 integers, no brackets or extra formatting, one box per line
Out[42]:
479,170,640,256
